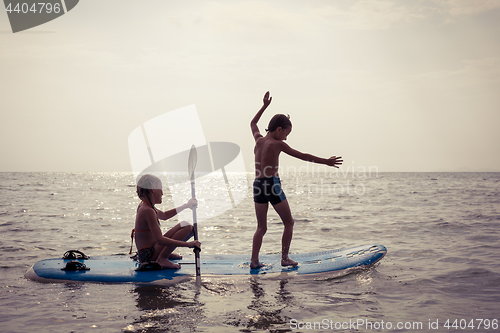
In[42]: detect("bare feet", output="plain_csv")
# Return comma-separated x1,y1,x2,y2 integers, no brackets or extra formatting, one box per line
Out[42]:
156,258,181,269
281,257,298,267
250,261,265,269
168,253,182,260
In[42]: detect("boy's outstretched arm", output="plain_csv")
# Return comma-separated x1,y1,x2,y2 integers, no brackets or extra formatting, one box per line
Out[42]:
281,142,343,168
250,91,272,141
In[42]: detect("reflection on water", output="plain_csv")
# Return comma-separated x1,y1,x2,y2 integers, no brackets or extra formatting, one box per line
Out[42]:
124,268,383,332
123,276,303,332
244,278,292,331
129,284,202,332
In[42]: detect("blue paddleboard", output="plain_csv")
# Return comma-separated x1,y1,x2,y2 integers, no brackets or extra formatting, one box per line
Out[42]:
25,244,387,284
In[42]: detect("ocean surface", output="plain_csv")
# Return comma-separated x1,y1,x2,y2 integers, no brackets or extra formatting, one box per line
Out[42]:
1,172,499,333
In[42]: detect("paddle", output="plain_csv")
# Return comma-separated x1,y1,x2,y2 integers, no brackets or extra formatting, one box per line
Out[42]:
188,145,201,282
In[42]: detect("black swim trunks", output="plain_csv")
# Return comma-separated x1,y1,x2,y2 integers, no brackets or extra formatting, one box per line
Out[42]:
253,177,287,206
137,245,155,263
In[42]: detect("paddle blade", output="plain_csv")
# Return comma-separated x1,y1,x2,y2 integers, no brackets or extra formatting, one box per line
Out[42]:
188,145,198,181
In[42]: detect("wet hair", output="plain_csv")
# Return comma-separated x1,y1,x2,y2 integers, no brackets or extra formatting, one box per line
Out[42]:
136,174,162,208
266,114,292,133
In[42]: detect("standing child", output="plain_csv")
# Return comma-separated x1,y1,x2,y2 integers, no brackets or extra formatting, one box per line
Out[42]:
250,91,343,269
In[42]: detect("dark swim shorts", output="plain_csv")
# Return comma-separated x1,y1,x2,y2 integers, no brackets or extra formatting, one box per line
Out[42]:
137,245,155,263
253,177,287,206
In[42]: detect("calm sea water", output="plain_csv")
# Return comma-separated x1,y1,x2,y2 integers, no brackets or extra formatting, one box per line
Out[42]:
1,172,499,333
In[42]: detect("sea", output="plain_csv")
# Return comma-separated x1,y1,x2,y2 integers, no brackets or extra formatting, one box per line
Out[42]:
1,172,499,333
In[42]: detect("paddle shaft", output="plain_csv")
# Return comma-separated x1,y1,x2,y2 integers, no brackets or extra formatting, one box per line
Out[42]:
191,179,201,278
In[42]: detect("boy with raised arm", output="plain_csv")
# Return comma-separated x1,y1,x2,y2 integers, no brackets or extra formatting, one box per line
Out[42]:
250,91,343,269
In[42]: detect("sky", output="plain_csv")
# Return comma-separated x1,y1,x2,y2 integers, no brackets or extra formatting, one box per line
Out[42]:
1,0,499,172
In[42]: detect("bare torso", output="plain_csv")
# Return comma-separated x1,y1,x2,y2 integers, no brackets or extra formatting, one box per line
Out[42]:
254,135,283,178
134,203,158,249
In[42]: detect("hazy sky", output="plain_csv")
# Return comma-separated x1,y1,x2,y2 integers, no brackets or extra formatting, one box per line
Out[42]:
1,0,499,172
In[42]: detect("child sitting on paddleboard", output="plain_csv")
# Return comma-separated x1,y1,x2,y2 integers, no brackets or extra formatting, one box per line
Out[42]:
250,92,343,269
131,174,201,269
